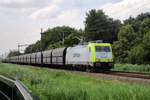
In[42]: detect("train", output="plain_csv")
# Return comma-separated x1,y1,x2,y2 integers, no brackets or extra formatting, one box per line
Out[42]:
4,42,114,71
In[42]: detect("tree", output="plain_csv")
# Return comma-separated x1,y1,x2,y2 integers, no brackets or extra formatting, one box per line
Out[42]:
84,9,121,43
124,16,135,24
41,26,79,50
140,18,150,35
118,24,136,48
124,16,140,32
128,45,145,64
25,44,33,53
8,51,21,57
136,13,150,21
64,31,83,47
25,41,40,53
142,31,150,63
113,24,136,63
128,30,150,64
113,12,150,64
25,26,82,52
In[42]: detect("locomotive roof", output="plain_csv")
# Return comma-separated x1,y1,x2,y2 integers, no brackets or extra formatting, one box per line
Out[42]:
88,43,111,46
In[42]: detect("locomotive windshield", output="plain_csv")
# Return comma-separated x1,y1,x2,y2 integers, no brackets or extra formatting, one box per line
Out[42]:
95,46,112,59
95,46,110,52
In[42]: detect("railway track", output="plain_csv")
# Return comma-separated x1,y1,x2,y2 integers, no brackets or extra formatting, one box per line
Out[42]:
103,71,150,79
70,70,150,84
68,67,150,80
69,69,150,83
48,66,150,80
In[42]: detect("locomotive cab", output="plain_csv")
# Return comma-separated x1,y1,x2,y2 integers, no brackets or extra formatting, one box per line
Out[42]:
88,43,114,69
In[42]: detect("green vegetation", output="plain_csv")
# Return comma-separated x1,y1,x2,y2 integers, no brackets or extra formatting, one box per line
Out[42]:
0,63,150,100
7,50,20,57
114,64,150,73
84,9,121,42
24,26,82,53
113,13,150,64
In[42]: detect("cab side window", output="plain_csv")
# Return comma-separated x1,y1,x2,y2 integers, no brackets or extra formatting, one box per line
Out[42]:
89,48,91,52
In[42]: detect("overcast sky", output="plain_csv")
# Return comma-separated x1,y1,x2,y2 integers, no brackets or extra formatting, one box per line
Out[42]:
0,0,150,56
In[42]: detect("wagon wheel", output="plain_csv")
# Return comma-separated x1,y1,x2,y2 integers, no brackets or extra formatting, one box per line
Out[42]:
86,66,92,72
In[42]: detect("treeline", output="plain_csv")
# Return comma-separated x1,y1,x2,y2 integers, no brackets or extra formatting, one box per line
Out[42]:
113,13,150,64
25,26,82,53
8,9,150,64
25,9,121,53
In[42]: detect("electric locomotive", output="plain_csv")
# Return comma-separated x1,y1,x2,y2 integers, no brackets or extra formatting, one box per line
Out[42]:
66,42,113,70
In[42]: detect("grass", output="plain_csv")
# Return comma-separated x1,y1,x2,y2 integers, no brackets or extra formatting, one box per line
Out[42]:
0,63,150,100
113,64,150,73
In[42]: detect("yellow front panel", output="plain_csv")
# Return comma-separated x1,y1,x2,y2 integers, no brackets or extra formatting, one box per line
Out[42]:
88,43,113,63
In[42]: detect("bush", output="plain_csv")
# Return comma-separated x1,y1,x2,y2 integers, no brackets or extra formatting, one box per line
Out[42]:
113,16,150,64
114,64,150,73
128,45,145,64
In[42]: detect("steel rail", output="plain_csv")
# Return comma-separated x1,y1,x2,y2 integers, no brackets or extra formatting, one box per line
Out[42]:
110,70,150,75
103,71,150,79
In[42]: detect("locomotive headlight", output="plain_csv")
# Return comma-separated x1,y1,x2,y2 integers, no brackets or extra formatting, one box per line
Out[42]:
96,63,101,66
109,59,113,62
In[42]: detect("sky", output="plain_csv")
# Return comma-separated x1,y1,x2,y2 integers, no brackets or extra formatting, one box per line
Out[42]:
0,0,150,56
